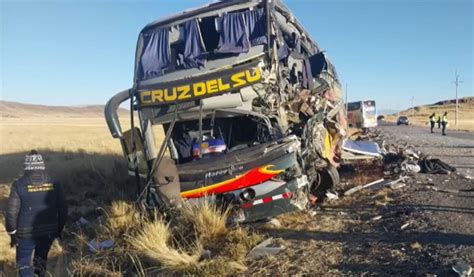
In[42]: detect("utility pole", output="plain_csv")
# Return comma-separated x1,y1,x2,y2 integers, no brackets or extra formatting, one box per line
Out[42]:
410,96,415,118
452,70,463,126
345,83,348,114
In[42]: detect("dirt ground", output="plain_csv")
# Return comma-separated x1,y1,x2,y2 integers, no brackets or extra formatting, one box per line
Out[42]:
245,123,473,275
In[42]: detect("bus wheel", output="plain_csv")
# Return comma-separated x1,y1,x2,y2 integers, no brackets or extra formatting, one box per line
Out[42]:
311,165,340,195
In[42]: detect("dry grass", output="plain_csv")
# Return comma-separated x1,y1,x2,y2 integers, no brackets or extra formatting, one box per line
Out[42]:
0,117,125,155
180,200,229,246
105,201,141,237
63,198,261,276
0,115,261,275
126,201,261,275
0,116,131,275
70,256,122,277
128,217,202,273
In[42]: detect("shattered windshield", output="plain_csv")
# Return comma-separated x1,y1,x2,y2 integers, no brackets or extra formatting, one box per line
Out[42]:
138,6,267,81
165,114,273,164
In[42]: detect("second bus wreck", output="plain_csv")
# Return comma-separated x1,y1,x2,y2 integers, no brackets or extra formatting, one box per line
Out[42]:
105,0,346,222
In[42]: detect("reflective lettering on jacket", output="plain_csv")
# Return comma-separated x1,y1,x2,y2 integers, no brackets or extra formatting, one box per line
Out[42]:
14,176,60,238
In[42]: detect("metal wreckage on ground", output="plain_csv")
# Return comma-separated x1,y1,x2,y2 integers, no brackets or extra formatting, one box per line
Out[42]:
105,0,347,222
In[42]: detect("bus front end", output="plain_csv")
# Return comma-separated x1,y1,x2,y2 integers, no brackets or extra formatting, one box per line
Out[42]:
105,0,346,222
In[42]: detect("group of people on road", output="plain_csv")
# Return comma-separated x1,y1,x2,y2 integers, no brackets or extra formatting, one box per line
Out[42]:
429,112,448,136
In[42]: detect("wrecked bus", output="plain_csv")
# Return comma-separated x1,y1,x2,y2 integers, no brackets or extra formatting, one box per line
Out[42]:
105,0,346,222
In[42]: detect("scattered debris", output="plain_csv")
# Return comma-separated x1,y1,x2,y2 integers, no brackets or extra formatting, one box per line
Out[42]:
419,158,456,175
342,140,381,158
266,218,282,228
459,173,473,180
410,241,422,250
344,178,385,196
341,151,377,161
371,176,408,190
88,239,115,253
371,215,382,221
428,186,474,194
401,162,421,175
390,182,406,190
247,238,285,259
403,149,420,160
75,217,89,227
325,191,339,201
400,222,410,230
452,262,473,277
308,210,317,217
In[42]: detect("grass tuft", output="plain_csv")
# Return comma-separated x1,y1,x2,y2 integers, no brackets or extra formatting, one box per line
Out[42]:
127,217,202,273
181,200,229,246
105,201,141,236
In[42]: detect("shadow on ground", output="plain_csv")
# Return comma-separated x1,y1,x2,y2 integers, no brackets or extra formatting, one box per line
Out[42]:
0,150,136,276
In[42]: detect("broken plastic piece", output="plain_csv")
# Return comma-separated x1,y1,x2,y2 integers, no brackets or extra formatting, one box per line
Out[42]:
371,215,382,221
325,191,339,201
390,182,406,190
267,218,282,228
344,178,385,196
371,176,408,190
76,217,89,227
247,238,285,258
342,140,381,158
88,239,115,253
452,262,473,277
401,162,421,175
400,222,410,230
428,186,474,194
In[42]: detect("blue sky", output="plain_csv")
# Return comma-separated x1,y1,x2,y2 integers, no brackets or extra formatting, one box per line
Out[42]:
1,0,472,111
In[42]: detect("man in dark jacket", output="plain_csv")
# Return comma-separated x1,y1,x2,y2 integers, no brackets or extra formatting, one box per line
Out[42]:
5,150,68,277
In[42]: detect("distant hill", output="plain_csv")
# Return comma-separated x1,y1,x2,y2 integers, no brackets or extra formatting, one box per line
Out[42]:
432,97,474,106
385,97,474,131
0,100,129,119
378,109,401,115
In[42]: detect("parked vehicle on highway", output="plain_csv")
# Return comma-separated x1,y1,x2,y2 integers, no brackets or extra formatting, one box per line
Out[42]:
397,116,409,125
347,100,378,129
105,0,345,223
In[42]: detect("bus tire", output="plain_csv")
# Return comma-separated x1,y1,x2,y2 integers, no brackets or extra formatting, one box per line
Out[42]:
311,164,340,194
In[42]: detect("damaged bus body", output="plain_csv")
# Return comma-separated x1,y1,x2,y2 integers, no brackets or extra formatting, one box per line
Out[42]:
105,0,346,223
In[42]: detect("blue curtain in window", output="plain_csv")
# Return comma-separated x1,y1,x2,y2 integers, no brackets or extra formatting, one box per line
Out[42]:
302,58,314,90
216,12,250,54
182,19,206,69
245,8,267,46
140,27,170,80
